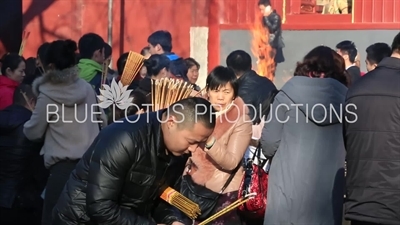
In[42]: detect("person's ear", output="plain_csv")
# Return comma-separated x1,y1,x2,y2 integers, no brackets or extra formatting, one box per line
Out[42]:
5,67,12,76
164,114,175,129
155,44,162,53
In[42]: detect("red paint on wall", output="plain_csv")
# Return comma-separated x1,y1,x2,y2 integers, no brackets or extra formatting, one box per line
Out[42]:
208,0,221,72
19,0,193,68
191,0,210,27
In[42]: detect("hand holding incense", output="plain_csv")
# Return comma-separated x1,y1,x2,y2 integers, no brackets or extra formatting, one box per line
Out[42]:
160,187,201,220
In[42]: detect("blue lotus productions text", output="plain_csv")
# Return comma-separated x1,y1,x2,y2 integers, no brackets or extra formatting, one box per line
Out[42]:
45,102,358,124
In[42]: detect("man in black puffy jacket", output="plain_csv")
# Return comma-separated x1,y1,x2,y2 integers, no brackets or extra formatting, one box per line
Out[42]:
226,50,277,124
344,32,400,225
53,97,216,225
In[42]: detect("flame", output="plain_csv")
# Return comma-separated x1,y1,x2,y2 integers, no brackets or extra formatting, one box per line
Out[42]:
250,15,276,81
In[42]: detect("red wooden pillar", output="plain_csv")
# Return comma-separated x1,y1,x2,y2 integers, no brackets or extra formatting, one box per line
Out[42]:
208,0,221,73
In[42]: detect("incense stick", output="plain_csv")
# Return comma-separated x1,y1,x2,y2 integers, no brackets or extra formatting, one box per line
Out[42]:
100,60,110,89
19,31,31,56
194,87,207,97
198,193,256,225
20,90,34,111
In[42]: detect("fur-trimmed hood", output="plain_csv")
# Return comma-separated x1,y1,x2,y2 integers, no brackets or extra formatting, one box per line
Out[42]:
32,66,92,106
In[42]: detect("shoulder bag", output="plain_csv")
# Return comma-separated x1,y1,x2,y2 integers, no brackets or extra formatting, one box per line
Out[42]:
237,143,269,219
180,163,241,220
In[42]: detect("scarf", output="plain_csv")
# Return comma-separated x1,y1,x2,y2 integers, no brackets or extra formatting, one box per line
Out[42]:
78,59,103,82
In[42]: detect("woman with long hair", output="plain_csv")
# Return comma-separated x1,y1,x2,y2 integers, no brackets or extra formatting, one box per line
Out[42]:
260,46,348,225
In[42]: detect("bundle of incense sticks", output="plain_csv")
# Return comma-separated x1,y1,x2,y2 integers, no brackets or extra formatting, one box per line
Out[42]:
160,187,201,219
151,78,194,111
19,31,30,56
198,193,256,225
100,59,110,89
120,51,145,86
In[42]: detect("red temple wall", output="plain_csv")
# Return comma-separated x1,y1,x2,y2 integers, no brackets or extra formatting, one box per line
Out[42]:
12,0,209,66
0,0,398,74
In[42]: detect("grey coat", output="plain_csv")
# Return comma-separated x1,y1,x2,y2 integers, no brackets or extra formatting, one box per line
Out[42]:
260,76,347,225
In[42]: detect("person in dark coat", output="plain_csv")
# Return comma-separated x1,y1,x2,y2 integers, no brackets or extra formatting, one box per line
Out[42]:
364,42,392,72
53,97,216,225
344,32,400,225
226,50,277,124
0,84,48,225
226,50,276,225
22,42,50,85
336,40,361,86
258,0,285,67
260,46,348,225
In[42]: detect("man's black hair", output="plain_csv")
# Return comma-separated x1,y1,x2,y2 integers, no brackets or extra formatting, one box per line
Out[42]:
366,43,392,64
336,40,358,63
226,50,252,74
147,30,172,53
78,33,105,59
391,32,400,53
13,84,35,106
166,97,216,130
104,43,112,59
258,0,271,6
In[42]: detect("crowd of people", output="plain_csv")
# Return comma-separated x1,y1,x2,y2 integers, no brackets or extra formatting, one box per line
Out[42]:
0,16,399,225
